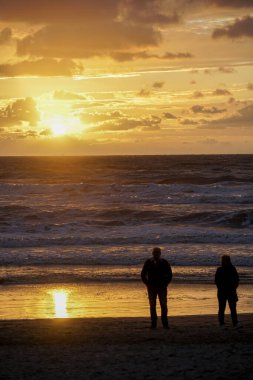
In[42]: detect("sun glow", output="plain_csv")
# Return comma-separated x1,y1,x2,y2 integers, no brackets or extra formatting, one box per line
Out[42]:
45,114,83,137
52,290,68,318
49,116,68,136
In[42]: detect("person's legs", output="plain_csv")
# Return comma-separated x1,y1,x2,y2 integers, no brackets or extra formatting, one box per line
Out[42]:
148,286,158,327
158,287,168,327
218,294,226,326
228,297,238,326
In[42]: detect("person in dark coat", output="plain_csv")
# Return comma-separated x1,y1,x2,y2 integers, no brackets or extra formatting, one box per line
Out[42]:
141,247,172,329
215,255,239,327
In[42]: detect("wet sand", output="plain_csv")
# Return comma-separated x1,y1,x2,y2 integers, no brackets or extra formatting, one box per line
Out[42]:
0,314,252,379
0,282,252,319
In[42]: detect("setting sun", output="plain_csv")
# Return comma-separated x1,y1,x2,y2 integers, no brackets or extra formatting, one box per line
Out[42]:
49,116,67,136
44,114,83,138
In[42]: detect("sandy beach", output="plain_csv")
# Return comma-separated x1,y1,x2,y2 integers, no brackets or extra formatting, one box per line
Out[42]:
0,314,252,380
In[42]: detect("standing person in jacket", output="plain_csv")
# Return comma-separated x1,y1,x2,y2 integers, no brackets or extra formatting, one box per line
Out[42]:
215,255,239,327
141,247,172,329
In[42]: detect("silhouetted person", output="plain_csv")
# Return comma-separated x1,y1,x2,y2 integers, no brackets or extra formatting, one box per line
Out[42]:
215,255,239,327
141,247,172,329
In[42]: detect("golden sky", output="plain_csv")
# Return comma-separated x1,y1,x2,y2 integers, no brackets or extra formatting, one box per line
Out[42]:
0,0,253,155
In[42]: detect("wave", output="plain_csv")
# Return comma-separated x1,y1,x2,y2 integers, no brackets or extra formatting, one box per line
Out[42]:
0,264,252,285
0,243,253,287
1,202,253,231
171,210,253,228
0,235,251,249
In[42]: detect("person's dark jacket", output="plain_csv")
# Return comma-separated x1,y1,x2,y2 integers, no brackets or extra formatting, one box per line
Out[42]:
215,264,239,299
141,258,172,287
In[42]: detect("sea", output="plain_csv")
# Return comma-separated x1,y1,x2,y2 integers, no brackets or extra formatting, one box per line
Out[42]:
0,155,253,286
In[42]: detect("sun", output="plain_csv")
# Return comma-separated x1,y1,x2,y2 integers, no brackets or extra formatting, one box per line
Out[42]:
45,114,83,137
49,116,67,136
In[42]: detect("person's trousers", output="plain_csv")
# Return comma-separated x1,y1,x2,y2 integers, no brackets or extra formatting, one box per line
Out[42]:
147,286,168,326
218,294,238,326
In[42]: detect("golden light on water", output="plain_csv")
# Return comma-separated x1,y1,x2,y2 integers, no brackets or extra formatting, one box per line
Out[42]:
52,290,68,318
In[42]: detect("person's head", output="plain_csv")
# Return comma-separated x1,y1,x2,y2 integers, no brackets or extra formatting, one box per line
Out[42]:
152,247,161,261
221,255,231,267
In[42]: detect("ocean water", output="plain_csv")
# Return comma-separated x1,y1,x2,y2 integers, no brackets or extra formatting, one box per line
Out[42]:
0,155,253,285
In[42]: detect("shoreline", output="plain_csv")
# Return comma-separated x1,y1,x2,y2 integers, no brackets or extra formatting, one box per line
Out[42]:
0,282,252,320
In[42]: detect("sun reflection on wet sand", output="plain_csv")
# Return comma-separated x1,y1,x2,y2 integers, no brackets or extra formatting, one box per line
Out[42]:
52,290,69,318
0,283,252,319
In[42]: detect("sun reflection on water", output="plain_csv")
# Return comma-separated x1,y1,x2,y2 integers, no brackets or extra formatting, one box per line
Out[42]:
52,290,68,318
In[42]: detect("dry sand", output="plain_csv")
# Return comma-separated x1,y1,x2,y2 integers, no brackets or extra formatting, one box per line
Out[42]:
0,314,252,380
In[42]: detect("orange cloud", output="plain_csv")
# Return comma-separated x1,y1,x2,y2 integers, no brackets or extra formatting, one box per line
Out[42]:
212,15,253,39
110,51,193,61
17,23,161,59
0,59,82,77
0,27,12,44
0,98,40,127
0,1,180,61
213,88,232,96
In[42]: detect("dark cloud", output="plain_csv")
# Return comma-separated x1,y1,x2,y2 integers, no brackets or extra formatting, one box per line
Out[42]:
218,66,236,73
228,97,236,104
193,91,204,98
0,1,182,61
0,0,119,22
180,118,199,125
0,27,12,44
213,88,232,96
94,50,193,62
153,81,165,89
0,0,179,25
191,105,226,114
137,88,151,97
0,1,203,62
89,114,161,132
17,23,161,59
162,52,193,59
176,0,253,10
0,59,82,77
201,103,253,128
163,112,177,119
119,0,179,26
212,15,253,39
0,97,40,127
53,90,86,100
0,0,251,25
210,0,253,7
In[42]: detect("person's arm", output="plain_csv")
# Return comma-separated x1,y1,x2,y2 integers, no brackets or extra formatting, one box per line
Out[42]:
215,268,221,288
167,263,172,285
141,261,148,285
234,267,239,289
164,261,172,285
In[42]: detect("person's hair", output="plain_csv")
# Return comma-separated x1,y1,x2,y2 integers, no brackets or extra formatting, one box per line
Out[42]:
221,255,231,266
152,247,161,255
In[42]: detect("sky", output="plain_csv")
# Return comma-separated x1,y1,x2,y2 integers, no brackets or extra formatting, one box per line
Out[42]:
0,0,253,155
